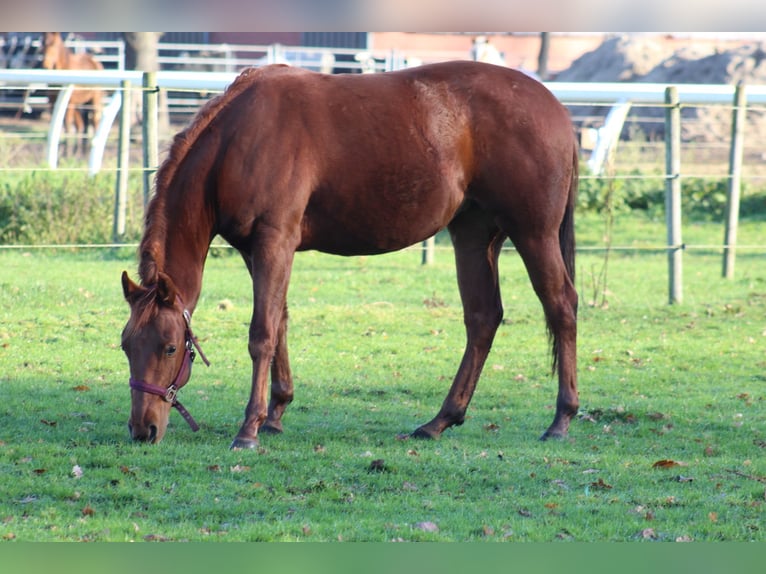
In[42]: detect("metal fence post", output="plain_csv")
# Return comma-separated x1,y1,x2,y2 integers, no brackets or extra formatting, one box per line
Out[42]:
113,80,131,241
665,86,683,305
722,83,746,279
421,236,435,265
142,71,159,206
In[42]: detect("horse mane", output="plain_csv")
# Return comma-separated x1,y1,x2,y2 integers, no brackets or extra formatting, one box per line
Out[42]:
138,66,285,285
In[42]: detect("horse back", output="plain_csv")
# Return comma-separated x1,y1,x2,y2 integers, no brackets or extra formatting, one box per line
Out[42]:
207,62,575,254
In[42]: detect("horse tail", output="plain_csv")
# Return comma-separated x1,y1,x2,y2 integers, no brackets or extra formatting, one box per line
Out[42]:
550,141,578,375
559,141,578,285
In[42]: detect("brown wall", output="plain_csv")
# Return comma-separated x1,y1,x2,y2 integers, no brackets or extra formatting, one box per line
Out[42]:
76,32,764,77
369,32,604,75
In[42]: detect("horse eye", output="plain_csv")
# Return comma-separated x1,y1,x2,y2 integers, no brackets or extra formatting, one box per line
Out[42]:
166,345,177,357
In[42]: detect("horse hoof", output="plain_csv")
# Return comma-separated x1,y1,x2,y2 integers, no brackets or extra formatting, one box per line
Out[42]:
411,426,440,440
260,422,283,434
539,429,567,441
230,436,260,450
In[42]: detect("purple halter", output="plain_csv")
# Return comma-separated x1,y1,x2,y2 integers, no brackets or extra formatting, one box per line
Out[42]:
129,295,210,432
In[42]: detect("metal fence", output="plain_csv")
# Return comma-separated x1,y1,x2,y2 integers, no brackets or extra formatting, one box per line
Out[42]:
1,47,765,304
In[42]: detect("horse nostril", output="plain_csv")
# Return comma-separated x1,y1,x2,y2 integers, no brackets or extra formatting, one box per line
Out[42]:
129,422,156,443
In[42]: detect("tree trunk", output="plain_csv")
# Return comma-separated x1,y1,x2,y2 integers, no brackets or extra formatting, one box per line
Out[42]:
121,33,169,132
537,32,550,80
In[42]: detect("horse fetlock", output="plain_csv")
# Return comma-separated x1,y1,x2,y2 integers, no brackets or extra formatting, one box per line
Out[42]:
260,419,284,434
540,413,574,441
411,425,442,440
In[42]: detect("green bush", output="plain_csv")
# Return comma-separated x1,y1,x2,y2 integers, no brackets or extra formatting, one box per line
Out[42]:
578,167,664,214
2,166,765,246
577,165,766,221
0,171,143,245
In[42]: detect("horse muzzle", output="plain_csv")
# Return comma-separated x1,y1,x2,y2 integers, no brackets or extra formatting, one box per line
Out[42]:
128,421,160,443
128,394,172,444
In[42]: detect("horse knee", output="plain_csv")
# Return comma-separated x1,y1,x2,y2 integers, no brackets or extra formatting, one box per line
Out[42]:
248,337,277,361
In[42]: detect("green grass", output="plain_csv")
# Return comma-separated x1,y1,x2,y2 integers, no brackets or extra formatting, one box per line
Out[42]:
1,213,765,541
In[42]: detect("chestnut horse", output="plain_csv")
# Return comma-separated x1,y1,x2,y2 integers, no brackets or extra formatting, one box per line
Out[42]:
41,32,103,155
121,62,579,449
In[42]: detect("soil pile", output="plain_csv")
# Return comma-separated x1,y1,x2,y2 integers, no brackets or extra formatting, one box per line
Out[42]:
556,35,766,142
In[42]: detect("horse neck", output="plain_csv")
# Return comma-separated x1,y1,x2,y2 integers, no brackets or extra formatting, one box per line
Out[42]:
143,188,215,313
56,45,72,68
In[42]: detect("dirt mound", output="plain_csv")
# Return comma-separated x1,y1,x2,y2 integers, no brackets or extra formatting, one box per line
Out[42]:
556,35,679,83
557,35,766,142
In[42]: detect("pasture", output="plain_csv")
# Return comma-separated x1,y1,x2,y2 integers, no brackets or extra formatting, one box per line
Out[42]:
0,212,764,542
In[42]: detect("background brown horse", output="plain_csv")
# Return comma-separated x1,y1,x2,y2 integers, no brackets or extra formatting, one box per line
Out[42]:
41,32,103,155
121,62,579,449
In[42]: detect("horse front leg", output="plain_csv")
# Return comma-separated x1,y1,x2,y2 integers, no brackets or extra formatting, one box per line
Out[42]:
231,241,296,450
237,251,293,435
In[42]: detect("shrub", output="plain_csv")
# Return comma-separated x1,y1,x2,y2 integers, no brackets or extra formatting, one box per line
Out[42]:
577,165,766,221
578,167,664,215
2,166,765,246
0,171,144,245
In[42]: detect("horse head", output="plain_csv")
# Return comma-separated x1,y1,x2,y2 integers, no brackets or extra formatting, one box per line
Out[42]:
41,32,64,70
121,271,198,444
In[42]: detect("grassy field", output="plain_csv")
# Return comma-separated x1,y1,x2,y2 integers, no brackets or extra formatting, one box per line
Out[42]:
0,213,765,542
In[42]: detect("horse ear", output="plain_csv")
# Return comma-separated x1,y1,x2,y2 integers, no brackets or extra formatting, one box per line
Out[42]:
156,272,177,307
121,271,142,303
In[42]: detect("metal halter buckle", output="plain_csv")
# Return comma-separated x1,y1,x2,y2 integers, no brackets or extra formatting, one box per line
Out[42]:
164,385,178,403
186,337,196,362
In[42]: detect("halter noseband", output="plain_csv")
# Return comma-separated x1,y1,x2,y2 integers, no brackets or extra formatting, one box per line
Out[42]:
128,294,210,432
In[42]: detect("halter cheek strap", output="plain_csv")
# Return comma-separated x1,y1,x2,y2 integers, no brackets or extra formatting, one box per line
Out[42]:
128,295,210,432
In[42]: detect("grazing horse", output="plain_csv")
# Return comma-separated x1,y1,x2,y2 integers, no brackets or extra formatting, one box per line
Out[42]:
121,62,579,449
41,32,103,155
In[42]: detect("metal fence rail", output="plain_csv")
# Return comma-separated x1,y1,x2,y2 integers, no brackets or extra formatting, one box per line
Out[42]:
1,62,765,304
4,66,766,175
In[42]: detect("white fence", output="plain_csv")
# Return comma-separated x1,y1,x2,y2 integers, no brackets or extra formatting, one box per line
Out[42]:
1,60,765,304
4,66,766,176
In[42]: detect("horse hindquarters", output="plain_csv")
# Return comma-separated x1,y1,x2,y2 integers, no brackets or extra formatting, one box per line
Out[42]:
412,147,578,440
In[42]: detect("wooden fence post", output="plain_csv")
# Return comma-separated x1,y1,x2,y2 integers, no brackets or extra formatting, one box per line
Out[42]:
722,83,746,279
665,86,683,305
142,71,159,206
113,80,131,241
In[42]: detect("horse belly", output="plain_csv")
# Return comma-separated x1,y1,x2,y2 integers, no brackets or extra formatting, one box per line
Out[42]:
299,179,464,256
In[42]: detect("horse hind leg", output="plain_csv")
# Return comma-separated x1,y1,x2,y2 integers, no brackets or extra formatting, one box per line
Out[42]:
413,207,505,439
84,93,103,155
77,107,89,156
90,91,103,134
64,106,85,156
512,234,579,440
261,301,294,434
61,107,75,158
